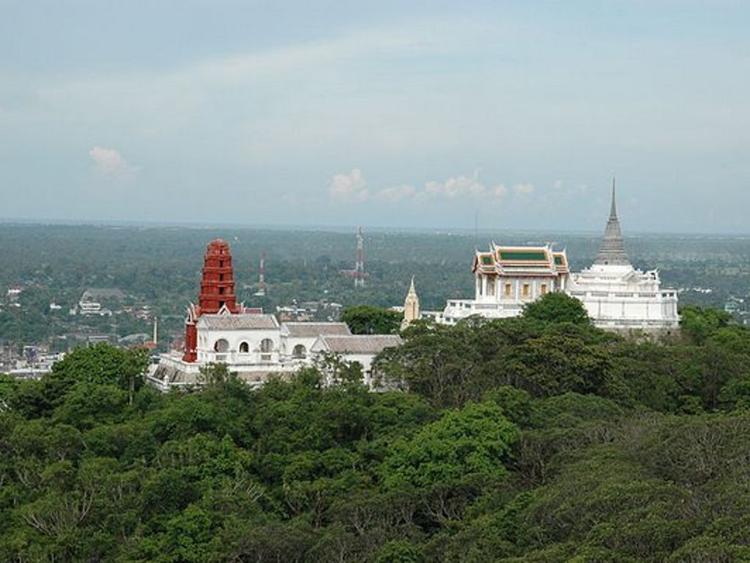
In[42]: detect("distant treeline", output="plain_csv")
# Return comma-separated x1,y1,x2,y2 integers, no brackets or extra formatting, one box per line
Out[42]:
0,224,746,346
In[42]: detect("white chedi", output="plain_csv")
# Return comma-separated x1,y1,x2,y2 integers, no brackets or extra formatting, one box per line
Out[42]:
567,182,679,332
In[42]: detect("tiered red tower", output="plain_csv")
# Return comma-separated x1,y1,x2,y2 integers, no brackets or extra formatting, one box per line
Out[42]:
183,239,240,362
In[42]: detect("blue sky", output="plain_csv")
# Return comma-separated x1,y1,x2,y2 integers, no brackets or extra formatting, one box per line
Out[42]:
1,1,748,232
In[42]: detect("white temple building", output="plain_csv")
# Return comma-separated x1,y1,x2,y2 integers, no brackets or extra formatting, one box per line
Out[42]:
438,182,679,332
152,313,403,390
567,183,679,332
310,334,403,387
440,245,570,324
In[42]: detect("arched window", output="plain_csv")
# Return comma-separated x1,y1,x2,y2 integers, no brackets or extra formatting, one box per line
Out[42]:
213,339,229,353
260,338,274,353
239,341,249,353
292,344,306,359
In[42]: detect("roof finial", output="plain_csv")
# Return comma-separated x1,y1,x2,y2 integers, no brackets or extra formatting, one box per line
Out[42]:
610,176,617,219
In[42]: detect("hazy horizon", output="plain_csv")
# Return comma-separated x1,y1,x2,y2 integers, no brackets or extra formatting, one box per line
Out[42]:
3,215,750,240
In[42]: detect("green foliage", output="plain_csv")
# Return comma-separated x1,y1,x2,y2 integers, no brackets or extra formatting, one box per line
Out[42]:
5,307,750,561
342,305,402,335
198,362,235,387
47,343,148,400
382,402,518,490
380,317,613,407
375,540,424,563
484,386,534,426
522,292,591,325
680,305,733,344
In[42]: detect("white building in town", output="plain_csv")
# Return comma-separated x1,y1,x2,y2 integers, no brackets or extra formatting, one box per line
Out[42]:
438,183,679,332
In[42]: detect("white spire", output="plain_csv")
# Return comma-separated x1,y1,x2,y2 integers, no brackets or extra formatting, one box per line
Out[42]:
401,276,420,330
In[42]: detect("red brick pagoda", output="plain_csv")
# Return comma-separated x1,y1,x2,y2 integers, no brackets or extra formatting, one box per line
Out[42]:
183,239,240,362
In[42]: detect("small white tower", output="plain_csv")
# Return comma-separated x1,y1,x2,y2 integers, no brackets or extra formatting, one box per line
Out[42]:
401,276,421,330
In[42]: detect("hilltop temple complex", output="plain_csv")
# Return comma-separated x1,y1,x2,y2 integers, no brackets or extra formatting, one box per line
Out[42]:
152,183,678,391
438,183,679,332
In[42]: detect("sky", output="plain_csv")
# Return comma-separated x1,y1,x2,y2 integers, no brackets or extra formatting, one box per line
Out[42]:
0,0,748,233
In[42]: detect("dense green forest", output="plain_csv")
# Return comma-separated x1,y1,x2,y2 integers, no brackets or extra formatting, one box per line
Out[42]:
2,223,749,348
3,296,750,561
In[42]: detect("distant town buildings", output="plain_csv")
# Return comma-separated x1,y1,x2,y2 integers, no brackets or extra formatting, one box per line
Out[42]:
73,288,130,317
3,344,64,379
6,287,23,303
276,300,342,322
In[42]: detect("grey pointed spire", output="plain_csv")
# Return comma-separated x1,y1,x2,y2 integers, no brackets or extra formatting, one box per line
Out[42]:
593,178,630,266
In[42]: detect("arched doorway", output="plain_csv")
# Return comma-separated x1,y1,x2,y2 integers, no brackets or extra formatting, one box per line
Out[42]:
292,344,306,359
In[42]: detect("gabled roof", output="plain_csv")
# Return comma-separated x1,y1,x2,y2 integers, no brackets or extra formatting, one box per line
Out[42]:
314,334,402,354
281,322,351,337
198,313,279,330
553,251,569,273
473,244,567,276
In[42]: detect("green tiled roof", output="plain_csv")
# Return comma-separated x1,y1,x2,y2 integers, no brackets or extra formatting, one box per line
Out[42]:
499,251,547,261
480,255,494,265
554,255,565,265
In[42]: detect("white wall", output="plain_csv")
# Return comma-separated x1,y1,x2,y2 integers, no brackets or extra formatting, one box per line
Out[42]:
197,326,281,365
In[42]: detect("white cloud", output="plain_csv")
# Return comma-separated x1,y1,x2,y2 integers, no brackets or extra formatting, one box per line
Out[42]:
553,179,563,189
88,146,134,177
424,174,487,199
330,170,534,205
374,184,417,202
329,168,368,201
417,174,510,202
